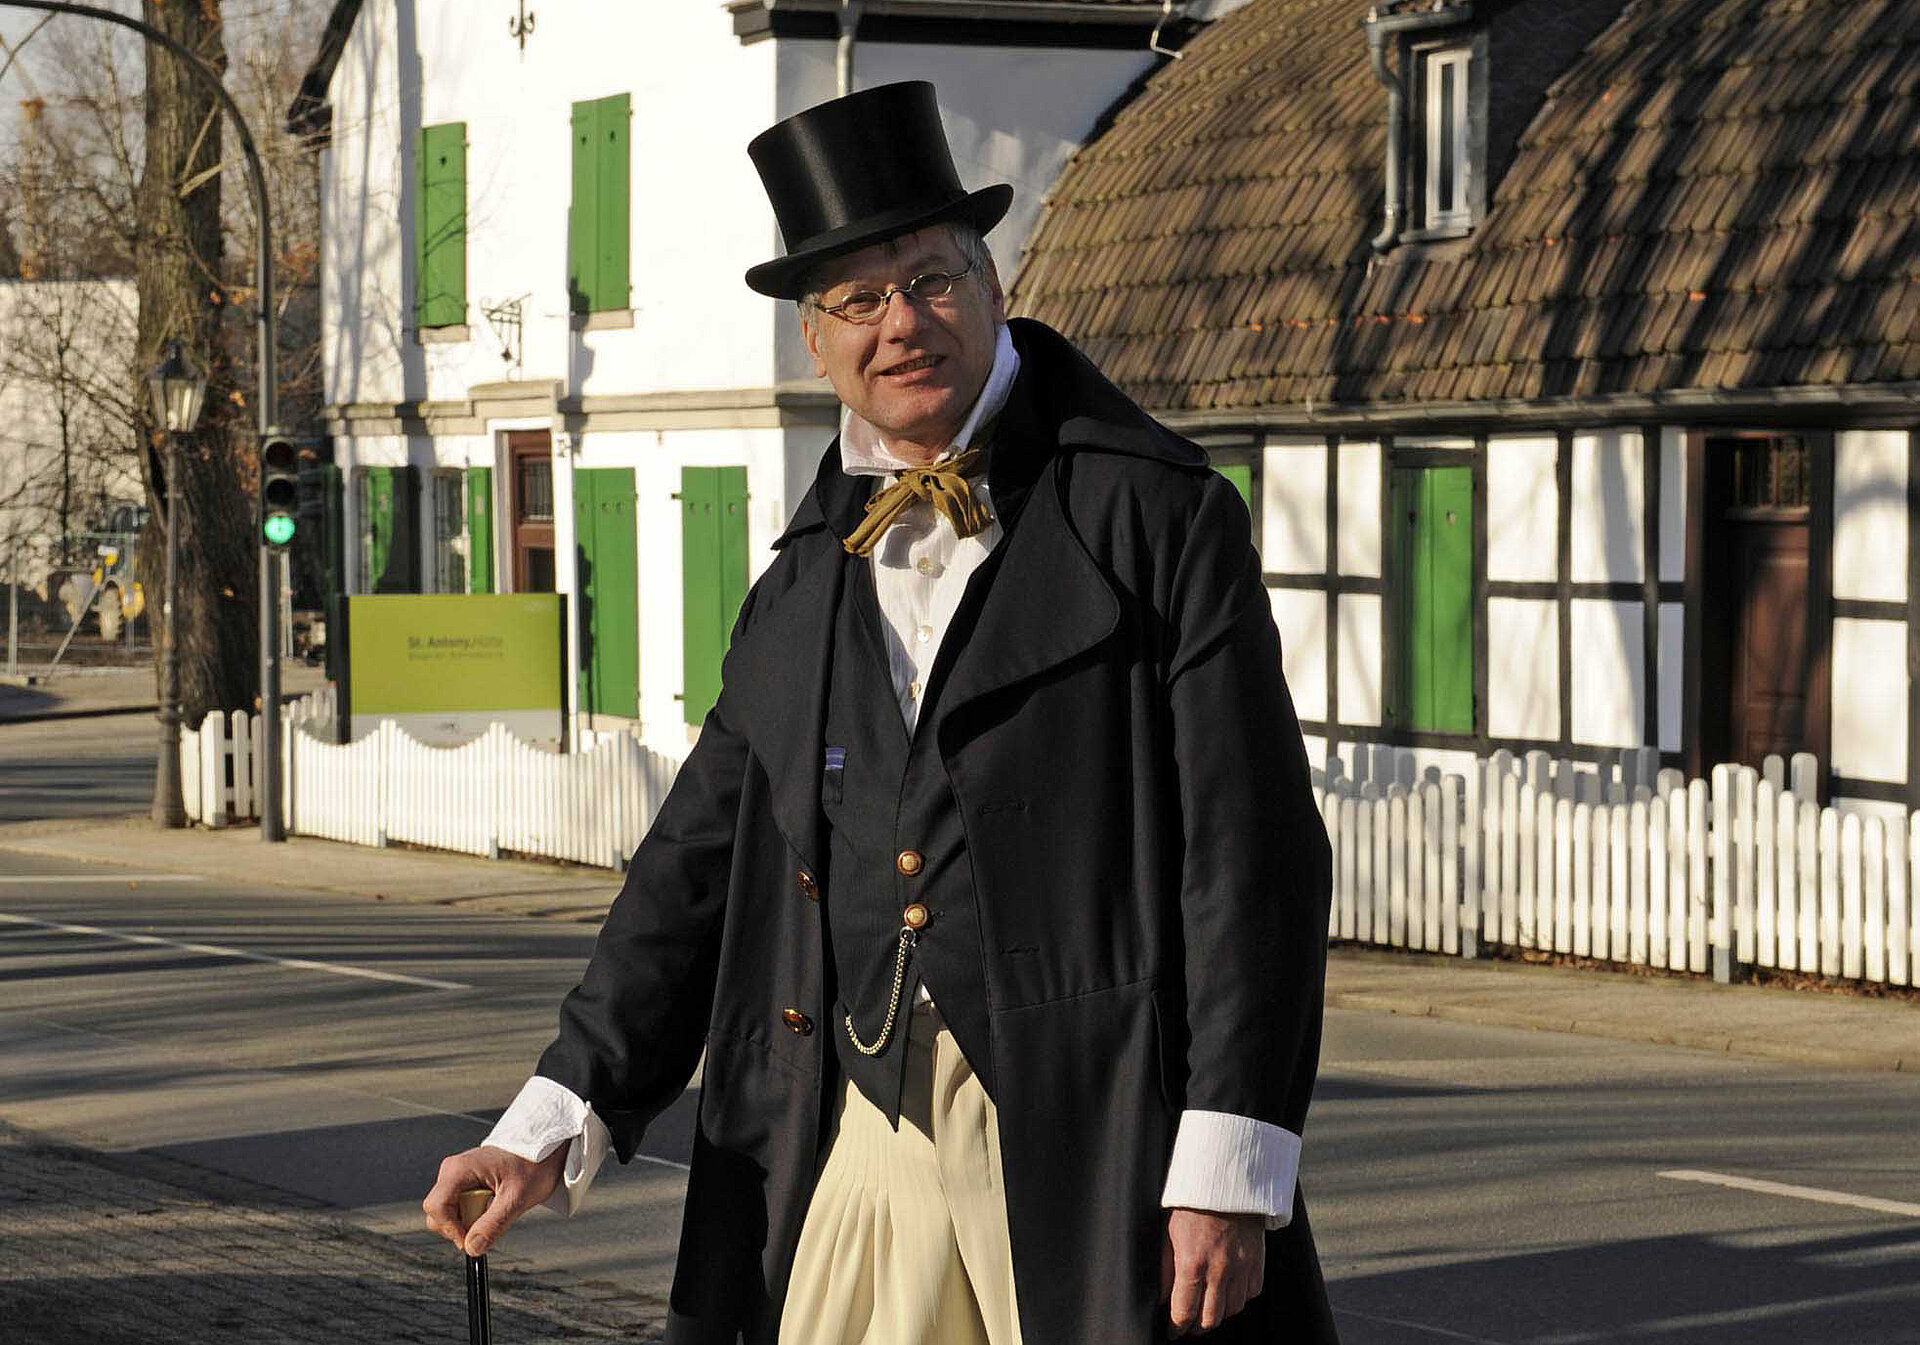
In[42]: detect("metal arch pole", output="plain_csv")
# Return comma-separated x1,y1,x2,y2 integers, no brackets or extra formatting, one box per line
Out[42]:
0,0,284,840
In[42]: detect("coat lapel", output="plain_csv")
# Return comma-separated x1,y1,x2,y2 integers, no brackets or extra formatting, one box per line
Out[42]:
932,452,1119,728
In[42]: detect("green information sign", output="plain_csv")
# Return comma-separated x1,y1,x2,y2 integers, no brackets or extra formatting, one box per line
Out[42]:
348,594,564,739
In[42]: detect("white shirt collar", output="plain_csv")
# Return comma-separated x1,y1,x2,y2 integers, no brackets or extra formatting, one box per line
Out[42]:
838,323,1020,478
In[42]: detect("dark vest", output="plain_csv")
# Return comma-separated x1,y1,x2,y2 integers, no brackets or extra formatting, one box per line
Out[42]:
819,556,998,1124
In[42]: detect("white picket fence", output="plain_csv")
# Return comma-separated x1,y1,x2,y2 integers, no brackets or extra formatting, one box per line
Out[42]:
1313,746,1918,988
180,688,684,870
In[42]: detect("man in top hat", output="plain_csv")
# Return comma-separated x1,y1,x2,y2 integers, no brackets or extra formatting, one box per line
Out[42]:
424,81,1337,1345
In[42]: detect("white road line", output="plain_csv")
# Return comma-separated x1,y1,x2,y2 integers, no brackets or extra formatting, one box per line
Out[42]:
1332,1308,1515,1344
1658,1169,1920,1219
0,912,470,991
0,874,203,884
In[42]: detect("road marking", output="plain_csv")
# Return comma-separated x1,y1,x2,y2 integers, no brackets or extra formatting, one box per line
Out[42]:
0,874,203,884
1533,1282,1920,1341
0,912,470,991
1659,1169,1920,1219
1333,1308,1514,1344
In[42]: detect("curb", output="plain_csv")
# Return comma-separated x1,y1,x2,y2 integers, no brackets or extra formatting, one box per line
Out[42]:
0,703,157,724
1324,987,1910,1075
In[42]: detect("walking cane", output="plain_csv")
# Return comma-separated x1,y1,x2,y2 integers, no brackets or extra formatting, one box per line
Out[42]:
458,1188,495,1345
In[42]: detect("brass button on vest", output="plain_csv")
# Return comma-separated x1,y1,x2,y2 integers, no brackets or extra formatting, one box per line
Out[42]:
903,902,930,930
781,1007,814,1036
896,849,924,876
797,869,819,901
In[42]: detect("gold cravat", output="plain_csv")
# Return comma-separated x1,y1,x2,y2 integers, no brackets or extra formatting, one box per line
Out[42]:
842,446,992,557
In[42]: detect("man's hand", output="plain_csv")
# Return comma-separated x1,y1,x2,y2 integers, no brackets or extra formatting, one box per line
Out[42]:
423,1144,568,1257
1161,1208,1266,1336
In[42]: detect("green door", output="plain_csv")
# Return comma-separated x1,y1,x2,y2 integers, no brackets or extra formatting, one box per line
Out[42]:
1390,465,1474,733
681,466,750,724
573,468,639,720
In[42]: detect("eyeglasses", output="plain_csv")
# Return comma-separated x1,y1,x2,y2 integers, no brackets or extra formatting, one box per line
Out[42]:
815,264,975,325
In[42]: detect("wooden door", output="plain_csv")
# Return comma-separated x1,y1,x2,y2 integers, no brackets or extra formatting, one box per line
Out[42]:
507,431,554,592
1693,432,1831,779
1389,465,1475,734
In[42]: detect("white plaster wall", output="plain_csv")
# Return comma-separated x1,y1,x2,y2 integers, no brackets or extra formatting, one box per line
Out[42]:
1488,597,1558,740
1569,599,1644,748
1337,593,1382,727
322,0,783,409
1487,436,1557,582
1570,429,1643,584
630,424,805,751
1832,796,1911,830
1261,438,1327,573
1268,588,1326,723
1658,426,1685,585
1336,441,1382,578
1833,429,1908,604
1831,617,1908,784
1300,733,1328,776
1659,601,1684,755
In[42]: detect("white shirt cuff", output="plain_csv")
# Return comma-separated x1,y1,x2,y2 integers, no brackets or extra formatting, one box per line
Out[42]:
483,1075,612,1217
1159,1109,1302,1231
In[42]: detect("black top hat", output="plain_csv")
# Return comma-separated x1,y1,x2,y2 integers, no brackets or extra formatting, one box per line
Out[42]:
744,81,1013,300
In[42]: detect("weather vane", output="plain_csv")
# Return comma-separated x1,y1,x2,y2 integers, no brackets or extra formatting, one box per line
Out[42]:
508,1,535,53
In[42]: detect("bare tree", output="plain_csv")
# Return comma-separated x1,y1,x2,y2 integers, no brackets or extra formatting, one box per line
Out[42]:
0,1,326,716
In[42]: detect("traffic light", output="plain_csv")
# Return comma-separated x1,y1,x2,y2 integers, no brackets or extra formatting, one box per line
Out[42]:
260,433,300,549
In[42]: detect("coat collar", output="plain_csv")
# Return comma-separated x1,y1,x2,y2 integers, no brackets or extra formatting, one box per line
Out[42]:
730,318,1201,860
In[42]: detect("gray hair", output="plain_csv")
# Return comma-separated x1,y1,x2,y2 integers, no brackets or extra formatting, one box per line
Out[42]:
795,220,994,321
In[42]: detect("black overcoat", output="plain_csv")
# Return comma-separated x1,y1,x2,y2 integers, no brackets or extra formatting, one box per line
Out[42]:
537,318,1337,1344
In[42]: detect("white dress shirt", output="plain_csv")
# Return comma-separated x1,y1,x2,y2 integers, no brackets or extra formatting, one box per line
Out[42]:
485,322,1300,1229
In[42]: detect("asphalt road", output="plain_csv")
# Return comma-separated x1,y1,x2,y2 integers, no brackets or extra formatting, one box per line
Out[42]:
2,850,1918,1342
0,710,158,822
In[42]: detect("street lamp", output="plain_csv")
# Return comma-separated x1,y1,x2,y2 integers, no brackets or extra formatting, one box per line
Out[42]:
146,339,207,829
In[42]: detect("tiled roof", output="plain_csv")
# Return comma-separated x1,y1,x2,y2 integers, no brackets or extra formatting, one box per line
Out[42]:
1009,0,1920,413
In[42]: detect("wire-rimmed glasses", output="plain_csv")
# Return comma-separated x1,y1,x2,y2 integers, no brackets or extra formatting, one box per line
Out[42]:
816,264,976,325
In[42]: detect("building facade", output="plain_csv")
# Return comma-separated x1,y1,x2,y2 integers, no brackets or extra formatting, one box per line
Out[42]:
294,0,1176,752
1011,0,1920,824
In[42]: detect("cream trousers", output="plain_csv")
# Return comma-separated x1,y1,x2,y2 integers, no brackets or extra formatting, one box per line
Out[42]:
779,1000,1025,1345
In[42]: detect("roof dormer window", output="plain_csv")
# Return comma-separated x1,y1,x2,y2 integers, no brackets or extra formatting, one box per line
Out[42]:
1423,46,1473,231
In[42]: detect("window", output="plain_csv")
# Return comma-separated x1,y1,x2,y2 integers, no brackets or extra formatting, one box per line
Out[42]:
1387,464,1474,734
680,466,749,725
1422,47,1473,232
431,470,468,594
508,433,555,592
569,93,632,313
415,123,467,328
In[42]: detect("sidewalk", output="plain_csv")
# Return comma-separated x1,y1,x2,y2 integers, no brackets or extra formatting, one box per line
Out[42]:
0,1118,663,1344
0,661,329,722
2,811,1917,1073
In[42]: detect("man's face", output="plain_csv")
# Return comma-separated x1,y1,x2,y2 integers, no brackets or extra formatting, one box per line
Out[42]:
801,224,1005,462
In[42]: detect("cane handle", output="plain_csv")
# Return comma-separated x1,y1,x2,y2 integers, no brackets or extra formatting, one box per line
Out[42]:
458,1188,495,1227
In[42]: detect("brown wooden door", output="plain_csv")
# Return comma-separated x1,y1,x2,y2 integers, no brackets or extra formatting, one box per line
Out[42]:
507,430,555,592
1693,431,1831,781
1726,516,1810,763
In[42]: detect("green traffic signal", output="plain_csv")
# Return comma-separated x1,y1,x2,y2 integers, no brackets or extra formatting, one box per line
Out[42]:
260,434,301,552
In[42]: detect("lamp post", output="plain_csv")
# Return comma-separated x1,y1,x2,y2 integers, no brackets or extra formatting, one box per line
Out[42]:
146,340,207,829
0,0,285,840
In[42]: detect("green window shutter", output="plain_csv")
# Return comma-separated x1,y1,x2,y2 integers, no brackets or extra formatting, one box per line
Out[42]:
1390,465,1474,734
416,123,467,328
575,468,639,719
363,468,393,594
568,102,598,313
569,94,630,313
466,466,493,594
597,94,630,313
681,466,749,725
